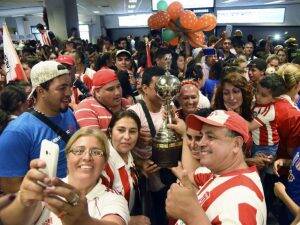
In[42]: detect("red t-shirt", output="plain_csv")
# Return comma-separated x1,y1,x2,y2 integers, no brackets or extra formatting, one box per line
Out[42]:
274,98,300,160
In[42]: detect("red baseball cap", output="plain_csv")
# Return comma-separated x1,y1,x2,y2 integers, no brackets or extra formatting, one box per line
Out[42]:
186,110,249,143
56,55,75,66
92,69,118,89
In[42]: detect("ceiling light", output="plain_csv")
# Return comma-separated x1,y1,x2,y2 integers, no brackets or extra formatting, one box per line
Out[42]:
129,0,137,3
222,0,238,3
93,10,100,13
128,4,136,9
265,0,284,4
274,34,281,40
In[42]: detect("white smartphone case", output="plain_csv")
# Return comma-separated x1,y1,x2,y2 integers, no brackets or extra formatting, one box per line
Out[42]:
39,139,59,178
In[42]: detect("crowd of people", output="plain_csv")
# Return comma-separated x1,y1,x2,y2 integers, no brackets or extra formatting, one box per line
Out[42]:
0,23,299,225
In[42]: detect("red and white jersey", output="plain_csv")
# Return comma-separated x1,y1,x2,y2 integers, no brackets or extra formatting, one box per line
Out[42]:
35,177,130,225
74,97,131,132
41,31,52,46
176,166,267,225
102,143,138,211
76,68,96,91
194,166,213,187
252,103,279,146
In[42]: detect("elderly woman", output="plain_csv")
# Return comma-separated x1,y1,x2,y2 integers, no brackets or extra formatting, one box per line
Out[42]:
103,110,150,225
176,81,202,120
0,127,129,225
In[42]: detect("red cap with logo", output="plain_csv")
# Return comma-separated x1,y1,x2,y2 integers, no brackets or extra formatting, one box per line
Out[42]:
56,55,75,66
92,69,118,89
186,110,250,143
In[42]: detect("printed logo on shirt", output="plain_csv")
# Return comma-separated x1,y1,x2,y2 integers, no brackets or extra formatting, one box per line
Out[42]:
198,191,210,205
42,217,53,225
51,129,72,143
288,169,295,182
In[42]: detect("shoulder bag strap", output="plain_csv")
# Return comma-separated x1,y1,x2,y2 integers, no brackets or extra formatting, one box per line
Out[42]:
29,109,71,143
138,100,156,138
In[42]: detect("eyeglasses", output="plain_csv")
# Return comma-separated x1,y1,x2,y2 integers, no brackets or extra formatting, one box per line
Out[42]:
69,146,105,157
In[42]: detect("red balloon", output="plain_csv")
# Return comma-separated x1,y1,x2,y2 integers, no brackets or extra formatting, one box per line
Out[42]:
148,11,170,30
179,10,197,30
169,37,179,46
188,31,205,48
167,1,184,21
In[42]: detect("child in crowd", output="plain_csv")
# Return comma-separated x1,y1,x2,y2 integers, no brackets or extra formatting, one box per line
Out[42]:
248,75,286,160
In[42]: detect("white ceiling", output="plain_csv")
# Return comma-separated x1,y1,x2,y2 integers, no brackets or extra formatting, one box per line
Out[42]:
0,0,299,17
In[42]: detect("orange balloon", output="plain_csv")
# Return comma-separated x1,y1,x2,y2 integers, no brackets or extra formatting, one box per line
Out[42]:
188,31,205,48
167,1,184,21
179,10,197,30
191,13,217,32
169,37,179,46
148,11,170,29
191,17,208,31
202,13,217,31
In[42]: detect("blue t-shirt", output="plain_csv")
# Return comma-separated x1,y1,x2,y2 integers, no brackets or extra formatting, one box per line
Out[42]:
0,109,78,178
286,147,300,222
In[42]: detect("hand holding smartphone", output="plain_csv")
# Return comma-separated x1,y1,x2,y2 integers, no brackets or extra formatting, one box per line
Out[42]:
38,139,59,188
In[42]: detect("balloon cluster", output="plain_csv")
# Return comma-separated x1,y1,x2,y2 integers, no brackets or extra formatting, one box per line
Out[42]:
148,1,217,47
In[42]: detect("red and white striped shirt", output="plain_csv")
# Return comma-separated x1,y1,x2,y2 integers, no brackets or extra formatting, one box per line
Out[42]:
41,30,52,46
74,97,130,132
102,143,138,211
176,166,266,225
252,103,279,146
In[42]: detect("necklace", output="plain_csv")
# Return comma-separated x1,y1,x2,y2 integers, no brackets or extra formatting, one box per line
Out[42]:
33,107,47,117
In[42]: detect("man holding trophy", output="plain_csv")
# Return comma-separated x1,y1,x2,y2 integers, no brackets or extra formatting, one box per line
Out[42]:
128,64,182,225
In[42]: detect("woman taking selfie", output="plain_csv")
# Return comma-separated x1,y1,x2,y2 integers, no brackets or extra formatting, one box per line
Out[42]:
103,110,150,225
0,127,129,225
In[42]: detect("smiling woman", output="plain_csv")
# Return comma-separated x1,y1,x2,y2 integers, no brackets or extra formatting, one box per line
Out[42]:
102,110,151,225
0,127,130,225
213,72,254,122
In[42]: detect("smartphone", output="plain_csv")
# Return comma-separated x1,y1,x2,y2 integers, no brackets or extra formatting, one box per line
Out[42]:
225,25,233,38
38,139,59,187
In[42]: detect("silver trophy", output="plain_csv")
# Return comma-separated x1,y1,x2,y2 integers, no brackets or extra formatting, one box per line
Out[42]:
152,71,182,168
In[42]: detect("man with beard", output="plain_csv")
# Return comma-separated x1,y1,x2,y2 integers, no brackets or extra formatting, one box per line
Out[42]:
0,61,78,193
74,69,131,132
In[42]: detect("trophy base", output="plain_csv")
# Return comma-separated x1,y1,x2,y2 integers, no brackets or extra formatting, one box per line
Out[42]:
152,141,182,168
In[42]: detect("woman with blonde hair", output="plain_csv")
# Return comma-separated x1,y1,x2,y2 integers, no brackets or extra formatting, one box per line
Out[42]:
0,127,129,225
276,63,300,105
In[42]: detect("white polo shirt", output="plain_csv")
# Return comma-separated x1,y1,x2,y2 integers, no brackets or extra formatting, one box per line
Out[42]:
35,177,130,225
102,143,137,211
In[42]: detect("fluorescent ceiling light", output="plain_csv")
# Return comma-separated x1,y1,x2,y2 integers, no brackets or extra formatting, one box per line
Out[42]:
118,13,152,27
217,8,285,23
274,34,281,40
222,0,238,3
128,4,136,9
93,10,100,13
265,0,284,4
129,0,137,3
